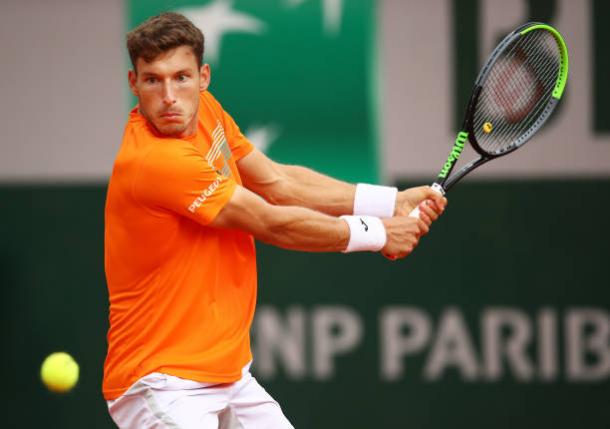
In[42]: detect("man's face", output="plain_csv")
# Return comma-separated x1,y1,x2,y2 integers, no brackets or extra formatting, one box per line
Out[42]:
128,46,210,138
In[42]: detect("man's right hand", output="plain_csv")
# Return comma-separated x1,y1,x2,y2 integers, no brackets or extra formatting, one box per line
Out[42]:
381,215,429,260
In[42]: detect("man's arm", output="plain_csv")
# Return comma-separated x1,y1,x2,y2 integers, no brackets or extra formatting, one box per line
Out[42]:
210,185,428,259
237,148,446,219
237,148,355,216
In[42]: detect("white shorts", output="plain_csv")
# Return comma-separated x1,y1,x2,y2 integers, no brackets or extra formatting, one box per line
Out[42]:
107,364,294,429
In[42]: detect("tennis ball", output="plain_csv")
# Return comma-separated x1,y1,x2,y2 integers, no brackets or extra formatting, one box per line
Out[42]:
483,122,493,133
40,352,79,393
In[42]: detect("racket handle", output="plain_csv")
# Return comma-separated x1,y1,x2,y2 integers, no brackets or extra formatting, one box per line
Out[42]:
408,206,422,219
387,183,445,261
408,183,445,219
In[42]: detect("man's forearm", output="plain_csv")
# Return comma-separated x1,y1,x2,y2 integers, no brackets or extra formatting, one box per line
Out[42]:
258,203,351,251
267,164,356,216
237,150,398,218
211,185,423,258
211,186,352,252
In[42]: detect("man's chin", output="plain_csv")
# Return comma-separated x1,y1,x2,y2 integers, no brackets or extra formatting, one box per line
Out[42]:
154,123,188,137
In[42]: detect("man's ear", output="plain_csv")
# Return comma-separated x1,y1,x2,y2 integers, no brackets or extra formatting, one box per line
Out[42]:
128,70,138,97
199,64,211,91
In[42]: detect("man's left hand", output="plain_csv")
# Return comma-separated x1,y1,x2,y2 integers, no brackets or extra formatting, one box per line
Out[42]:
394,186,447,223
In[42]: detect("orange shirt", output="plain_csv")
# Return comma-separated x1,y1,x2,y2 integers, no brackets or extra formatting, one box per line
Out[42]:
103,91,256,400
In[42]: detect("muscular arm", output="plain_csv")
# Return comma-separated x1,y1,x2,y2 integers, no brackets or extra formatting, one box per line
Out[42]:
210,184,428,258
237,149,355,216
211,185,350,252
237,149,447,219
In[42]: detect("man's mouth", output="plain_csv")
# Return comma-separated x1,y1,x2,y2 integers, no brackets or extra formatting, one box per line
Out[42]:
160,112,181,118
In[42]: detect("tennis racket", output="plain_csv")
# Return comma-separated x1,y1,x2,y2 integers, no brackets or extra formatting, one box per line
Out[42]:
410,22,569,219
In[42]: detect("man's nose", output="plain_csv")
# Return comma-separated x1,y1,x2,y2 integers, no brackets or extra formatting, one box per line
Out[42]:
162,83,176,106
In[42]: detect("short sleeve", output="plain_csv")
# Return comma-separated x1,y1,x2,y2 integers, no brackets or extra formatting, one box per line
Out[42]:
221,109,254,161
202,92,254,161
133,141,236,225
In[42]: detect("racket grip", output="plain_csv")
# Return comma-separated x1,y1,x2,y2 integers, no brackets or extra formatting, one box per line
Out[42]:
408,183,445,219
408,206,422,219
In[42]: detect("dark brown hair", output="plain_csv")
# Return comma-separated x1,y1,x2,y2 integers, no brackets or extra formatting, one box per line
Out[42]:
127,12,204,72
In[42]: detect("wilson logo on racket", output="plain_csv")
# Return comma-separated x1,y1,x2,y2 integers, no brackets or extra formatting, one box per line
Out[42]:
438,132,468,178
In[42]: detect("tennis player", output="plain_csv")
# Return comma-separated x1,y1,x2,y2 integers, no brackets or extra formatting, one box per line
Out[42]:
103,12,446,429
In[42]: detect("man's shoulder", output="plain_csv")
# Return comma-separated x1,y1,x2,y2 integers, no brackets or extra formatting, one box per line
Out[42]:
199,91,225,114
114,123,194,179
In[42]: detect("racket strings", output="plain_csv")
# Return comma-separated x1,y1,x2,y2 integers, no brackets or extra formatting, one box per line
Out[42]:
488,33,559,148
476,32,559,153
476,32,557,149
482,53,556,152
477,33,558,152
473,30,560,155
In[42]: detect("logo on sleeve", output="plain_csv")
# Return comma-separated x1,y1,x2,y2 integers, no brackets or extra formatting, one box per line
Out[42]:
360,218,369,232
188,177,223,214
206,121,233,177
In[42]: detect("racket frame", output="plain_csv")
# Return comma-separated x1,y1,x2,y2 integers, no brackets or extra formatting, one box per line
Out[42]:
431,22,569,193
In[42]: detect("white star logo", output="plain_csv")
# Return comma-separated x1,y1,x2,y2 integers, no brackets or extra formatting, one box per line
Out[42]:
284,0,344,35
245,124,280,153
179,0,266,65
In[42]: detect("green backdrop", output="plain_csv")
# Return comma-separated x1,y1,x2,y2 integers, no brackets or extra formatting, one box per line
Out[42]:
128,0,380,183
2,180,609,428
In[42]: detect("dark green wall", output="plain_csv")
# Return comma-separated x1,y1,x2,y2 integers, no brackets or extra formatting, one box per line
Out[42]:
1,180,609,428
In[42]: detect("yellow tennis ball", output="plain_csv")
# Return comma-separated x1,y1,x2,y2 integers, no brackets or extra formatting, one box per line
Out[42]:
40,352,79,393
483,122,493,133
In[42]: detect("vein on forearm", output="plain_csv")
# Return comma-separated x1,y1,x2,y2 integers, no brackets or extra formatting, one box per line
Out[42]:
257,205,348,252
262,165,355,216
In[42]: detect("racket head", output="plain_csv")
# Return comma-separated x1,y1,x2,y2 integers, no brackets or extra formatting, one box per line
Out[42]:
463,23,569,158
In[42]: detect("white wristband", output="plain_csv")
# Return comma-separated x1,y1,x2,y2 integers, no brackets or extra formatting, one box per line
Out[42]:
340,215,387,253
353,184,398,218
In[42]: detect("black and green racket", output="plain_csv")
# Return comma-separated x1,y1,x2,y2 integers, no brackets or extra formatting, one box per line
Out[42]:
410,22,569,218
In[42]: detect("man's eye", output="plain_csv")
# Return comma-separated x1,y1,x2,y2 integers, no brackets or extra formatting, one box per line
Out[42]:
145,77,158,84
177,74,188,82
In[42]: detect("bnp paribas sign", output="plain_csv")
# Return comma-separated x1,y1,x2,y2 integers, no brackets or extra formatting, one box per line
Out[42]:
251,305,610,383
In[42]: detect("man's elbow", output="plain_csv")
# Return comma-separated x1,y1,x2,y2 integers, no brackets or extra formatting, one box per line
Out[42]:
258,179,292,206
